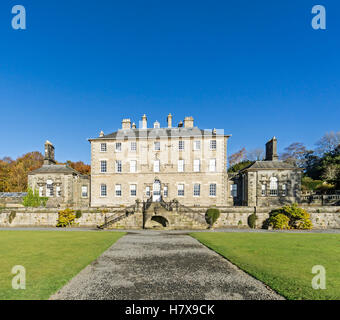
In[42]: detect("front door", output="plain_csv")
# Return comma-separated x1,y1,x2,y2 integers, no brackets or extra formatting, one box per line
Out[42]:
153,180,161,202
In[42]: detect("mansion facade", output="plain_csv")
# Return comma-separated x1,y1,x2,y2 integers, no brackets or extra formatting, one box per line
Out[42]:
28,114,302,208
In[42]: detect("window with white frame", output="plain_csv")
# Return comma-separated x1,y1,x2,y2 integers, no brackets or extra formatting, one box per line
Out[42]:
146,186,151,197
178,140,185,151
261,184,266,196
210,140,217,150
130,160,137,173
81,186,88,198
269,177,278,196
46,180,53,197
115,160,122,173
194,159,200,172
130,141,137,151
100,184,107,197
39,186,43,197
193,184,200,196
100,143,107,152
115,184,122,197
154,141,160,151
178,184,184,196
100,160,107,173
154,160,160,172
56,186,61,197
130,184,137,196
282,184,287,196
209,183,217,196
193,140,201,150
163,186,168,197
115,142,122,152
178,159,184,172
209,159,216,172
231,184,237,197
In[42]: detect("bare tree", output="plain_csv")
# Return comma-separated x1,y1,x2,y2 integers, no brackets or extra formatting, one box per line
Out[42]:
280,142,307,167
228,148,247,166
247,148,264,161
315,131,340,155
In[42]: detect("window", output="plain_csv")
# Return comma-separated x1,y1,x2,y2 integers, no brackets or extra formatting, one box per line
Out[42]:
178,140,185,151
56,186,61,197
130,184,137,196
39,186,43,197
115,142,122,152
146,186,151,197
261,184,266,196
130,141,137,151
193,140,201,150
209,159,216,172
154,160,160,172
100,160,107,173
209,183,217,196
115,160,122,173
115,184,122,197
46,180,53,197
100,184,107,197
231,184,237,197
210,140,217,150
154,141,160,151
130,160,137,173
269,177,278,196
82,186,88,198
194,184,200,196
282,184,287,196
100,143,107,152
194,159,200,172
178,184,184,196
163,186,168,197
178,159,184,172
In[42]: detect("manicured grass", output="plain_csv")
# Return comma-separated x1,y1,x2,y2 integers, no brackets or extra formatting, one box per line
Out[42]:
0,230,125,300
191,232,340,300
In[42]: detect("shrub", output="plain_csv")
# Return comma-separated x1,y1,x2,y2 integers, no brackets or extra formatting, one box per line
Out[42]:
267,203,313,230
268,213,290,230
205,208,220,227
8,211,16,224
248,213,257,229
75,210,82,219
301,176,323,192
56,208,76,227
22,188,48,207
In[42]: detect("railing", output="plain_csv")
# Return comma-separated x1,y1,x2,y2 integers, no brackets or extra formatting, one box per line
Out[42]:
97,201,138,229
301,194,340,206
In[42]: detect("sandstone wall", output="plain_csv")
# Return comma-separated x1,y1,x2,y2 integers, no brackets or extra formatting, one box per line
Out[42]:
0,206,339,229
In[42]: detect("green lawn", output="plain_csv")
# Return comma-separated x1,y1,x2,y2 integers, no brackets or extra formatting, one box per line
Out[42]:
0,230,125,300
191,232,340,300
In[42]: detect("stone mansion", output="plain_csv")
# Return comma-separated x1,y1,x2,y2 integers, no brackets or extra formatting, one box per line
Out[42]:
28,114,302,208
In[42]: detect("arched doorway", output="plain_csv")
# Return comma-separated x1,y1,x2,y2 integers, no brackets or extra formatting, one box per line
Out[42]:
152,179,161,202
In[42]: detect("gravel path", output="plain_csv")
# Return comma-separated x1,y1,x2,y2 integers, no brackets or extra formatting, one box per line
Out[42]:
50,230,283,300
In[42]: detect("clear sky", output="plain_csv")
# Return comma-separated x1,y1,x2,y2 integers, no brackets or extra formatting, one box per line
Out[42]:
0,0,339,164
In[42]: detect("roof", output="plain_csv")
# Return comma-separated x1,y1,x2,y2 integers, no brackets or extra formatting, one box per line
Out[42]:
240,160,301,171
29,164,81,175
0,192,27,198
89,127,231,141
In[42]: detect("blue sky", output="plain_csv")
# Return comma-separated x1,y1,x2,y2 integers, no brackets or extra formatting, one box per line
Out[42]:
0,0,339,163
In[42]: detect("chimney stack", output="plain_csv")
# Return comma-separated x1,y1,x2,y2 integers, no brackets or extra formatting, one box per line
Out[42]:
167,113,172,128
183,116,194,128
122,118,131,130
141,114,147,129
44,140,56,165
265,137,278,161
